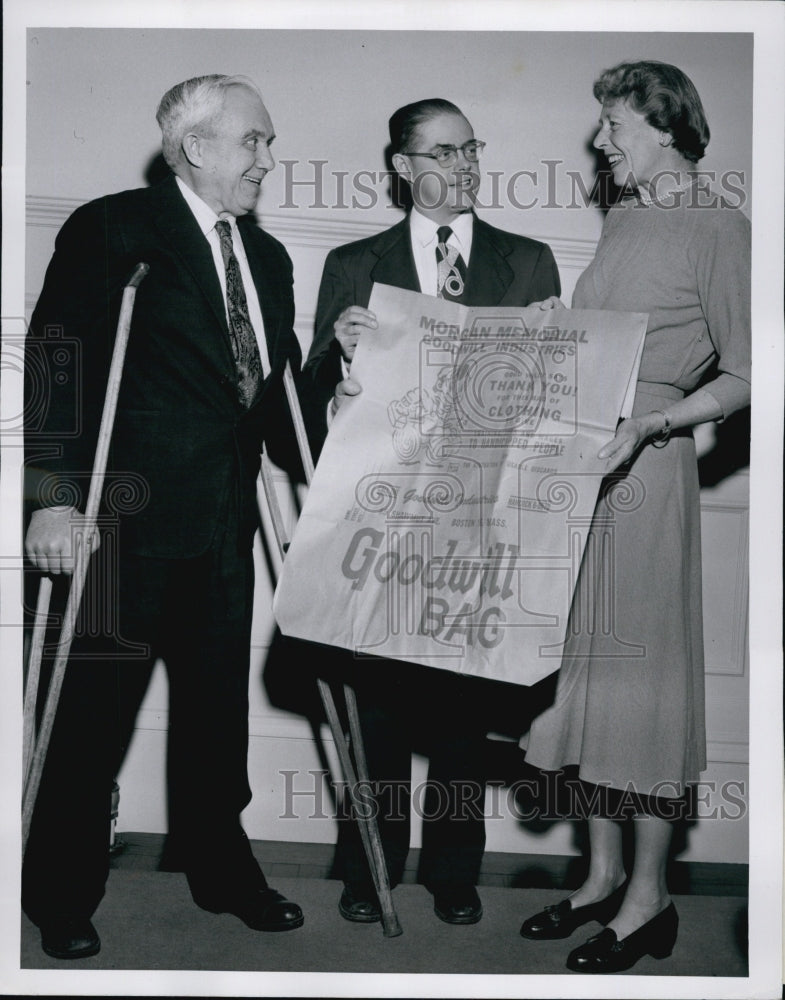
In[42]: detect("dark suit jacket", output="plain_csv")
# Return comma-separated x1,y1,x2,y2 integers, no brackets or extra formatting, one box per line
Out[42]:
25,174,304,558
304,214,561,453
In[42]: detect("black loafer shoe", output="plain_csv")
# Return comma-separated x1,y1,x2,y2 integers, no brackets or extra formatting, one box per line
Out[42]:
566,902,678,973
338,886,382,923
40,915,100,960
433,886,483,925
520,881,627,940
196,887,304,932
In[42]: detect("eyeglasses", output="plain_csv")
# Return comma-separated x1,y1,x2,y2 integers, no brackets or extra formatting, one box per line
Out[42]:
407,140,486,167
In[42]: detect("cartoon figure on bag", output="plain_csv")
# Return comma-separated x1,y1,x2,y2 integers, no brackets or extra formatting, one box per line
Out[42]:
388,367,457,464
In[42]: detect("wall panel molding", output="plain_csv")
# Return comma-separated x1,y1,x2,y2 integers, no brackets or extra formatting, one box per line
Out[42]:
135,707,748,765
705,739,749,766
26,194,598,269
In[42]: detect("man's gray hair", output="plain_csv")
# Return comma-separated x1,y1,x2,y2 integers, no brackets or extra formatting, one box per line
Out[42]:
156,74,263,169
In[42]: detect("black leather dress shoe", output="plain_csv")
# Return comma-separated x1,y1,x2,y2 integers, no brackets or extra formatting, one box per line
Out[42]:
520,881,627,940
433,886,483,925
566,901,678,973
195,887,304,931
39,915,100,960
338,886,381,923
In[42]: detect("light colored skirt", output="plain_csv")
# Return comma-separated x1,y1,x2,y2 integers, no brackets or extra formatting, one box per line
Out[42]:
524,385,707,798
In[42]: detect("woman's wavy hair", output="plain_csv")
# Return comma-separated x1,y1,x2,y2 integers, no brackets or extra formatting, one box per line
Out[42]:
593,61,710,163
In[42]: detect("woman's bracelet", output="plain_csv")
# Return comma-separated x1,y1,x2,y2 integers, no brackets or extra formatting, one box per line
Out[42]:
650,409,672,448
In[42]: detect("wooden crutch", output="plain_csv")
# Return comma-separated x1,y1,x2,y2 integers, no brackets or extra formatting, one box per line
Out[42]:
259,362,402,937
22,262,150,854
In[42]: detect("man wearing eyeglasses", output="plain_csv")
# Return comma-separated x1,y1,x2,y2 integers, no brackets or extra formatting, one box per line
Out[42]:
304,98,560,928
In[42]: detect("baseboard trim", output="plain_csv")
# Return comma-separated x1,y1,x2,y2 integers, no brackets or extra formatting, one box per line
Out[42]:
111,832,747,898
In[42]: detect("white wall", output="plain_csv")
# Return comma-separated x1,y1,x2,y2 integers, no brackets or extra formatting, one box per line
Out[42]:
24,28,752,863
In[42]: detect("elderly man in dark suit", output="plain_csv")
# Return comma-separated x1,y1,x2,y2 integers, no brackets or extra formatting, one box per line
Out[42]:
23,74,305,960
305,98,561,926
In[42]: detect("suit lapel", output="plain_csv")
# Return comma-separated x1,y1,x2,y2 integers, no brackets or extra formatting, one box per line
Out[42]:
369,218,421,293
149,176,234,365
367,214,515,306
462,217,514,305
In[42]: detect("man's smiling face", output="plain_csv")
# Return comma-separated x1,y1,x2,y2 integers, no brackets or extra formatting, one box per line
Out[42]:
396,111,480,224
195,85,275,218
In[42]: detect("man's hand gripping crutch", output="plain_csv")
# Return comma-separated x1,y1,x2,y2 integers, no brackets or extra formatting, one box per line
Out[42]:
261,362,403,937
22,263,150,855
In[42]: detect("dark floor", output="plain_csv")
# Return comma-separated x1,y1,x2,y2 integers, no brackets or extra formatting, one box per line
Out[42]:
19,834,749,982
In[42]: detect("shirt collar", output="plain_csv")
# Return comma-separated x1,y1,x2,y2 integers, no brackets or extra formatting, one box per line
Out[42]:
409,207,473,250
175,175,235,236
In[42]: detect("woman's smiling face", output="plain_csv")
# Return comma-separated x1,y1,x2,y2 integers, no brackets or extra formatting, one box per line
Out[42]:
593,99,670,191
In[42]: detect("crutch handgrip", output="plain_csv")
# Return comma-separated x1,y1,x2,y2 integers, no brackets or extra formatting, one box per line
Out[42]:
126,262,150,288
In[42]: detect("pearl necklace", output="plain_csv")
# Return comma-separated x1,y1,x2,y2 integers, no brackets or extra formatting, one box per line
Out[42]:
637,175,698,207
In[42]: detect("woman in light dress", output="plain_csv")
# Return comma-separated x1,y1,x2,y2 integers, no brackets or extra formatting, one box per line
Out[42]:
520,60,750,974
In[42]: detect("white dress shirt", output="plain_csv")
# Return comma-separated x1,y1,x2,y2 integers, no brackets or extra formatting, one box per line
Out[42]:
330,209,476,416
408,207,474,295
175,176,271,376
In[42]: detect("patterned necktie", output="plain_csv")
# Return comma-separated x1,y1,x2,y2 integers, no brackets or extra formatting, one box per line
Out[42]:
436,225,467,302
215,219,264,408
